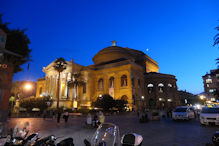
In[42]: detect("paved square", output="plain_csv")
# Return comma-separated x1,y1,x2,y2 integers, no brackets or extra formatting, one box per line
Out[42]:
5,113,219,146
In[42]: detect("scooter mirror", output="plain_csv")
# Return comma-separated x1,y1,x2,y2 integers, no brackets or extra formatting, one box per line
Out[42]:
84,139,91,146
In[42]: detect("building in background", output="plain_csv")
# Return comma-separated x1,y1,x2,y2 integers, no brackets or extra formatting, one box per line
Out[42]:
36,41,179,110
202,69,219,101
11,81,36,99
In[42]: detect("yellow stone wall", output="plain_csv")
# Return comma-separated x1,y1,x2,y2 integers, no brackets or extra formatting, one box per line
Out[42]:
36,79,46,98
77,63,146,110
146,59,159,73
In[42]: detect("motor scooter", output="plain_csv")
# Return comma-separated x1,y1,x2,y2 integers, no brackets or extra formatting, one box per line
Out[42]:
84,123,143,146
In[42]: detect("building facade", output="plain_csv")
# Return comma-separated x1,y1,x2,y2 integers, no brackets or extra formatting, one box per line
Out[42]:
36,42,179,110
202,69,219,100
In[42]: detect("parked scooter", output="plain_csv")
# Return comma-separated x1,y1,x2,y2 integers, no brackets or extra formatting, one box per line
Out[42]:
84,123,143,146
1,121,74,146
2,121,39,146
212,131,219,146
33,135,74,146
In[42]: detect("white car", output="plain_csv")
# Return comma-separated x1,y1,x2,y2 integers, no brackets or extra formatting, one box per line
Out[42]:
172,106,195,120
200,107,219,126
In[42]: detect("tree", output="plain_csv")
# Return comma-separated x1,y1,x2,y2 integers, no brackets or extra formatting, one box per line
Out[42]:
67,72,85,106
214,24,219,68
115,99,128,111
53,57,67,109
93,94,116,111
0,15,31,73
19,96,53,113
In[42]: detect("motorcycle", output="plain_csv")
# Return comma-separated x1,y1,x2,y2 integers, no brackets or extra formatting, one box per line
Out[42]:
212,131,219,146
84,123,143,146
33,135,74,146
0,120,74,146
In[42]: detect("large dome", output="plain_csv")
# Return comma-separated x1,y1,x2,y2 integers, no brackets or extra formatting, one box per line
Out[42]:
92,46,145,65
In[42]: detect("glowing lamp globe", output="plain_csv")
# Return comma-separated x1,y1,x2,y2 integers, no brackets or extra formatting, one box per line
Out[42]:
25,83,32,90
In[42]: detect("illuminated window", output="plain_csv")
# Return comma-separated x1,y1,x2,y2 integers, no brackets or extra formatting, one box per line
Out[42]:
206,79,212,84
147,83,154,93
121,75,127,87
109,77,114,88
158,83,164,93
209,89,215,93
98,79,104,90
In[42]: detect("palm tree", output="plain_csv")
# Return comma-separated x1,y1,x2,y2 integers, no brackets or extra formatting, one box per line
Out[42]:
214,25,219,68
53,57,67,109
68,72,85,108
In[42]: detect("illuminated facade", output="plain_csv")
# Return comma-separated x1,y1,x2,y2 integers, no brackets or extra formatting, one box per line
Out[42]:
36,42,179,110
202,69,219,100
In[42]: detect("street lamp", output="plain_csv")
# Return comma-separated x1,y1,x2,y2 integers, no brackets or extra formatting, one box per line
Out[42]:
199,95,205,100
141,96,145,110
24,83,32,91
141,96,144,100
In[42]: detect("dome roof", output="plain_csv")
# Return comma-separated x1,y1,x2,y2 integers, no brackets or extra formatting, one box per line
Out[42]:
92,46,145,65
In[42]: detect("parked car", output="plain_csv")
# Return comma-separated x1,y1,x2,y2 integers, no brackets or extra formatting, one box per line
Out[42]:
172,106,195,120
151,112,160,121
200,107,219,126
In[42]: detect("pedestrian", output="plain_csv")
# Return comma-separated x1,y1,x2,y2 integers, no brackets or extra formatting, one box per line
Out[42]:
92,113,99,128
57,110,61,123
63,110,69,124
52,110,55,119
137,109,140,117
98,111,105,124
86,113,92,126
43,110,47,120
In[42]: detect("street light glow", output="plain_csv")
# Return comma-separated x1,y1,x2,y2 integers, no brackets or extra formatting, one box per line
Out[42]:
25,83,32,90
141,96,144,100
199,95,205,100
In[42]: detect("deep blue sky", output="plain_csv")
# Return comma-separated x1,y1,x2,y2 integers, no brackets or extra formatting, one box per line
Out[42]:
1,0,219,94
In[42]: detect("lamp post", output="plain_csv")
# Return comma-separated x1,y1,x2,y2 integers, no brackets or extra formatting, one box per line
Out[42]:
141,96,145,111
199,95,206,105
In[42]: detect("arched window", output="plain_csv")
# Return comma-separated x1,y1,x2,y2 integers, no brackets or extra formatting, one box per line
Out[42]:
147,83,153,93
168,84,172,88
98,78,104,90
83,83,86,93
39,87,42,95
131,74,134,87
121,95,128,101
121,75,127,87
137,77,141,88
158,83,164,93
109,77,114,88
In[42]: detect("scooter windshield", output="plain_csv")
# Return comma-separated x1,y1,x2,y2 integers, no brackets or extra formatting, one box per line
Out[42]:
91,123,120,146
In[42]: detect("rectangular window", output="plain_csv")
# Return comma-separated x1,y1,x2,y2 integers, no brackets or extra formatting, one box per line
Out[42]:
209,89,215,93
206,79,212,84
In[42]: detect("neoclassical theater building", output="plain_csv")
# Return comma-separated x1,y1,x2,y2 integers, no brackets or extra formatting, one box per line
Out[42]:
36,42,180,110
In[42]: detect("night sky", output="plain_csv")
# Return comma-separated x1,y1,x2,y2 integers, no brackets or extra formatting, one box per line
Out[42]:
1,0,219,94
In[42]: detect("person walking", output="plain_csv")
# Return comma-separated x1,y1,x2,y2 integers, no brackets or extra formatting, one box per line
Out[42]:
137,109,140,117
63,111,69,124
98,111,105,124
86,113,92,126
57,110,61,124
43,110,47,120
